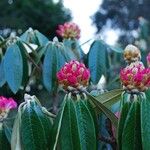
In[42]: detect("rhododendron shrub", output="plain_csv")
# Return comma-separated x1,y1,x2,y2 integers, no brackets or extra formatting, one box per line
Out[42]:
1,23,150,150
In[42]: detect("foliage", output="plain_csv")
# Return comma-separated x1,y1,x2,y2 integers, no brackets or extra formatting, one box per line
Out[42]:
0,0,71,39
92,0,150,47
0,21,150,150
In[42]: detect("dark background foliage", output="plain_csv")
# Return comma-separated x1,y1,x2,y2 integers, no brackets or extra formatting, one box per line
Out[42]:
0,0,71,39
92,0,150,47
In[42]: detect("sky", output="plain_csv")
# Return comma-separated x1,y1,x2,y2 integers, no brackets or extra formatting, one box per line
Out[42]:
63,0,119,53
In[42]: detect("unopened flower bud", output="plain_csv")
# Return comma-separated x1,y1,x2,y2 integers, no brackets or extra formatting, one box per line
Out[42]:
120,62,150,92
57,60,90,91
123,44,141,63
56,22,81,39
0,96,17,121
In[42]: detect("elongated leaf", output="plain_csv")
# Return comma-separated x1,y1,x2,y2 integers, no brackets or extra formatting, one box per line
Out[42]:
145,89,150,102
3,122,12,143
43,42,69,92
87,92,118,129
20,28,39,45
117,101,131,149
95,89,123,108
75,99,96,150
34,30,49,46
0,58,6,87
42,43,57,92
21,101,51,150
63,39,82,60
59,99,81,150
31,101,53,145
0,123,10,150
141,95,150,150
122,100,142,150
16,41,29,87
51,99,67,149
4,44,23,93
88,40,108,84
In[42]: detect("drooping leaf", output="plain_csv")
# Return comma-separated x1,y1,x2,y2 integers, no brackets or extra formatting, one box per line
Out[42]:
34,30,49,46
88,40,108,84
16,41,29,87
42,42,69,92
3,122,12,143
42,43,57,92
20,28,39,45
0,123,11,150
87,92,118,129
63,39,84,60
94,89,123,108
21,101,52,150
59,99,81,150
59,98,96,150
117,101,131,149
11,104,24,150
51,98,67,149
141,95,150,150
4,44,23,93
0,58,6,87
74,99,96,150
122,100,142,150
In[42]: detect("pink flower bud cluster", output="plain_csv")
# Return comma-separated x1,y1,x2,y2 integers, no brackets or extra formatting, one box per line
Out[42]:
0,96,17,120
120,62,150,92
147,52,150,67
57,60,90,90
56,22,80,39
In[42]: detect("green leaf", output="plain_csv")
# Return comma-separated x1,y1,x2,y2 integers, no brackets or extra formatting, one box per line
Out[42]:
94,89,123,108
34,30,49,46
88,40,108,84
59,97,96,150
74,99,96,150
3,122,12,143
4,44,23,93
11,105,24,150
51,98,67,149
20,28,39,45
0,58,6,87
141,95,150,150
59,98,81,150
63,39,83,60
122,100,142,150
117,101,131,149
145,89,150,102
108,45,123,53
42,42,69,92
21,101,51,150
0,123,11,150
16,41,29,87
31,101,53,145
42,43,57,92
87,92,118,129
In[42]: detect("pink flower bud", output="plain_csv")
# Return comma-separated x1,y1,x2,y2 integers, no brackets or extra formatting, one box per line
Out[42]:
120,62,150,92
0,96,17,120
56,22,81,39
57,60,90,90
